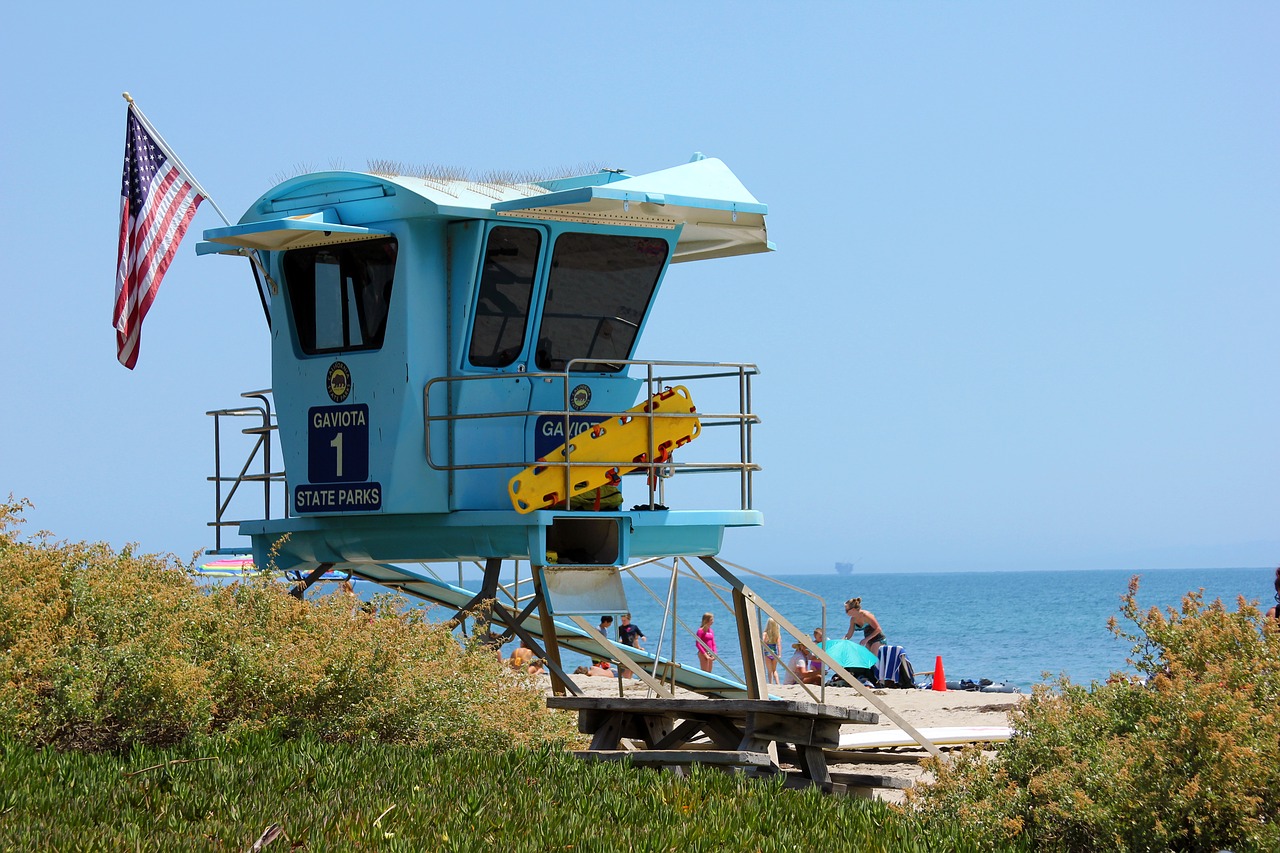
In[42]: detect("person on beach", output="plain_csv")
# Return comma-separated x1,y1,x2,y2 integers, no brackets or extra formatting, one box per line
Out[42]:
337,578,363,618
787,628,826,685
617,613,645,678
782,644,806,685
762,618,781,684
696,612,717,672
778,628,826,685
574,661,612,677
593,615,614,666
797,631,826,685
618,613,645,648
1267,567,1279,621
508,638,543,674
844,597,886,654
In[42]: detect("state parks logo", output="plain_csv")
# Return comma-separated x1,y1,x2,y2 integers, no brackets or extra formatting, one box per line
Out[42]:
326,361,352,403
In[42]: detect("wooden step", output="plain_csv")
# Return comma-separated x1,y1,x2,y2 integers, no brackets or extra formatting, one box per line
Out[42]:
828,771,912,790
571,749,774,769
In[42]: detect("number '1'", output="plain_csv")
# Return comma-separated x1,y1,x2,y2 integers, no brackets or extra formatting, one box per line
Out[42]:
330,433,344,477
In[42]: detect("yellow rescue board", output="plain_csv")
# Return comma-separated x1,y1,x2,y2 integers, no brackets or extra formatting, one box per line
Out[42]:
508,386,701,514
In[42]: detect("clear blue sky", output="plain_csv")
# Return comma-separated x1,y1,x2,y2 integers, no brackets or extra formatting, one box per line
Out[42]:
3,3,1277,574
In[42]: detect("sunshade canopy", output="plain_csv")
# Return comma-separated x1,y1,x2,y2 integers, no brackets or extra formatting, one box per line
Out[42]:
820,638,878,670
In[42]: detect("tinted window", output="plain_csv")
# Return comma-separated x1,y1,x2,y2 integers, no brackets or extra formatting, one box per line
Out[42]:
284,238,397,355
536,233,667,373
469,226,542,368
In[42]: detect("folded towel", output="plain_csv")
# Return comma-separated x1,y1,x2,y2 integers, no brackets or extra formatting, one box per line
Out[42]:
876,645,904,685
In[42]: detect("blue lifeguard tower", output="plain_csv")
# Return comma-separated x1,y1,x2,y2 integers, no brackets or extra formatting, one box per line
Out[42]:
194,151,950,766
199,154,778,697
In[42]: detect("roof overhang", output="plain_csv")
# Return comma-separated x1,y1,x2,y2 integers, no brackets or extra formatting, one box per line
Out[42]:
196,157,772,262
196,211,391,256
494,156,772,263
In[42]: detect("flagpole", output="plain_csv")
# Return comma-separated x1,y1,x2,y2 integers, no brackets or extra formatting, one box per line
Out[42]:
122,92,277,325
122,92,230,227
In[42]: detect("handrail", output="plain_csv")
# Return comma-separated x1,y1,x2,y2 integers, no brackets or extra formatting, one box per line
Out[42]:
616,556,831,700
423,359,760,510
206,390,287,551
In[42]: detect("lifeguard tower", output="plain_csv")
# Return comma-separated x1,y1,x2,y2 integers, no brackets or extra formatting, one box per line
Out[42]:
199,153,777,689
199,152,946,775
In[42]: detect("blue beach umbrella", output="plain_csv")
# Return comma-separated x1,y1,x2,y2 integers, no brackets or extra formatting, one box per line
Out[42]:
820,638,877,671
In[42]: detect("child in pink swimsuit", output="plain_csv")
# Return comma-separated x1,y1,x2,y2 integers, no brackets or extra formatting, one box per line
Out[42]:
696,612,717,672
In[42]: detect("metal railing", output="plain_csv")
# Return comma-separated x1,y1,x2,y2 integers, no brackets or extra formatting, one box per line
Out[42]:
407,554,830,701
207,390,287,551
423,359,761,510
620,556,832,701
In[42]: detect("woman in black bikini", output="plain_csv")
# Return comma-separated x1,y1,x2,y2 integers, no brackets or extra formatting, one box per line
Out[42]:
844,597,886,654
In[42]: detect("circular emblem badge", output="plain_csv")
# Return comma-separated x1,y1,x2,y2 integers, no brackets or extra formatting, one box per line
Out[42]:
569,383,592,411
326,361,352,403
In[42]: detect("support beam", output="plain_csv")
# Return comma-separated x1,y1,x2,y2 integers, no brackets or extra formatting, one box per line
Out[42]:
289,562,334,599
530,565,570,696
731,587,768,699
491,592,543,643
447,557,503,625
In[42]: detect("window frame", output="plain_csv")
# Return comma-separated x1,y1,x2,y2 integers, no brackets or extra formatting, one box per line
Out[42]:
531,230,672,374
282,236,399,357
465,223,546,370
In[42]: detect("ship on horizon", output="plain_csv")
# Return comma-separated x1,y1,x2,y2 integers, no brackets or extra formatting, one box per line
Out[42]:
835,561,854,575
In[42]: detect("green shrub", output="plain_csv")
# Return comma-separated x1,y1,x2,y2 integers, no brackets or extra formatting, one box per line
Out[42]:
0,497,575,752
907,576,1280,853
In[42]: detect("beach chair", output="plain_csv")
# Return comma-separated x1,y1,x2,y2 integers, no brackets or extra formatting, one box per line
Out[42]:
875,645,917,689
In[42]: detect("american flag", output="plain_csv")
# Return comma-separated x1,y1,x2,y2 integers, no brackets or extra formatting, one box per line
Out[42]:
114,106,204,369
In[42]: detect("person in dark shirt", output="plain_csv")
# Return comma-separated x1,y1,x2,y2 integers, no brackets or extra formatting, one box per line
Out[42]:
618,612,645,648
617,613,645,678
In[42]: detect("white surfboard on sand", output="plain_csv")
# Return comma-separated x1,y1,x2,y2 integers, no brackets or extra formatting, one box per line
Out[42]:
838,725,1012,750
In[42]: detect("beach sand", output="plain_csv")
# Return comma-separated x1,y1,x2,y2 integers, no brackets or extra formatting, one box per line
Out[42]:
545,675,1022,802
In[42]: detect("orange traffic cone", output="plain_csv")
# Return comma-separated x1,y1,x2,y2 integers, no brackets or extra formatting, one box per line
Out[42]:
932,656,947,691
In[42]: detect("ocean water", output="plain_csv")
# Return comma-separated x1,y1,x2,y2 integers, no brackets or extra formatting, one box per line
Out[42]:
591,566,1277,691
327,563,1275,690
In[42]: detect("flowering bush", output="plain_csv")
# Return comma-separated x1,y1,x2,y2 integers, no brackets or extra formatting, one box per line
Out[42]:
0,498,575,752
908,576,1280,853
